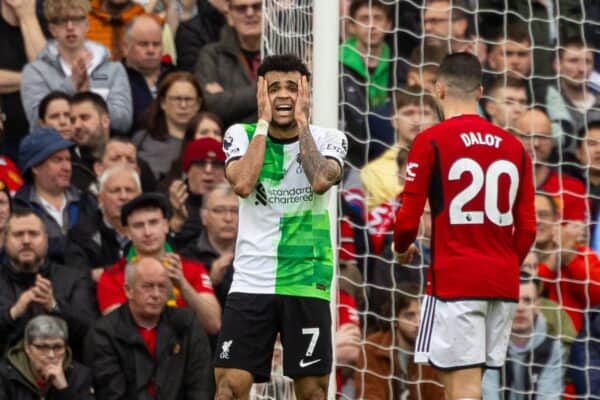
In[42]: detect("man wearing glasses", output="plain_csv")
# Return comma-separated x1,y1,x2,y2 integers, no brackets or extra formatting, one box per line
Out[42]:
20,0,132,135
0,315,94,399
194,0,262,127
169,137,228,248
182,183,238,308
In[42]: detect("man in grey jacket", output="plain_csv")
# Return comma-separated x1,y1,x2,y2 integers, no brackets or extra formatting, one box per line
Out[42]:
482,274,564,400
193,0,261,127
20,0,132,135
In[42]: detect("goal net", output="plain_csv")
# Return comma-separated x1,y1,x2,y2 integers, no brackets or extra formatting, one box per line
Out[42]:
261,0,600,399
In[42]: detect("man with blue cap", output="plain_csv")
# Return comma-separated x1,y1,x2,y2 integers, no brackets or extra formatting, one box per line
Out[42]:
13,127,97,263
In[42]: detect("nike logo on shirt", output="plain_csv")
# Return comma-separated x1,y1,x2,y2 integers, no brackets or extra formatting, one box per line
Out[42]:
299,358,321,368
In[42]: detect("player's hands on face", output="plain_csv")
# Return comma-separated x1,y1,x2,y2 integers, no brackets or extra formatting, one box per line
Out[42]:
162,253,185,289
295,76,310,127
257,76,272,123
393,243,420,265
43,362,68,390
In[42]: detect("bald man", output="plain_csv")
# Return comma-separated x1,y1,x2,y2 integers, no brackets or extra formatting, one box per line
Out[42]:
513,108,586,222
122,15,174,132
86,257,213,399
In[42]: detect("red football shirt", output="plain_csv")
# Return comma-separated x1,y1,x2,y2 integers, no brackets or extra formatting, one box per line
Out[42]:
538,169,587,222
97,257,215,313
394,115,536,301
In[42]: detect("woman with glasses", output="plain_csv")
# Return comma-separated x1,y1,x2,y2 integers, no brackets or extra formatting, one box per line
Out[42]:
0,315,94,399
133,71,203,184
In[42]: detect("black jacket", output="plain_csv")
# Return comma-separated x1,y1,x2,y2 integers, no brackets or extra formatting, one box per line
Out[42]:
339,64,401,169
174,0,225,72
124,61,176,134
181,231,233,308
84,305,212,400
171,193,203,251
64,210,127,273
194,25,257,127
0,343,94,400
70,147,97,193
0,261,98,360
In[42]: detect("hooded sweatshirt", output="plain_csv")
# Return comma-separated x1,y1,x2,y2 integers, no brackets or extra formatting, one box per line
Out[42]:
20,40,132,134
340,37,391,109
482,314,564,400
0,341,94,400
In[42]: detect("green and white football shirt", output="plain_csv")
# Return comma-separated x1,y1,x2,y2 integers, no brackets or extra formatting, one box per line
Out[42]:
223,123,347,301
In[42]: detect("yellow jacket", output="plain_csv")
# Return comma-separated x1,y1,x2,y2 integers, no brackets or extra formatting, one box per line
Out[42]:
360,146,402,210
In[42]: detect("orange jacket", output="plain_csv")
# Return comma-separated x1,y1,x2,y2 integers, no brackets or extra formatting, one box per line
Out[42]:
355,330,445,400
87,0,150,59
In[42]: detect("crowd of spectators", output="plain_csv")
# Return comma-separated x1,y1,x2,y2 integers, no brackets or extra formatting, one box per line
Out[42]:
0,0,599,398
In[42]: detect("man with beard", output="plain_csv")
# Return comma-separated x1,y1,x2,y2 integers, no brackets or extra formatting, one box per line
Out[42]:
69,91,111,191
355,283,444,399
0,209,97,359
69,95,156,193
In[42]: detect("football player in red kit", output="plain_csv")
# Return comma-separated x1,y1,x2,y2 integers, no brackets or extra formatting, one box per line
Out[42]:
393,53,537,400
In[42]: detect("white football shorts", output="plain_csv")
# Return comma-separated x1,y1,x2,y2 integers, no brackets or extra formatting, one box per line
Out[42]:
414,295,517,369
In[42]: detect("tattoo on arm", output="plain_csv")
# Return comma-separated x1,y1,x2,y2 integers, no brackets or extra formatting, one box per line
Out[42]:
298,125,341,188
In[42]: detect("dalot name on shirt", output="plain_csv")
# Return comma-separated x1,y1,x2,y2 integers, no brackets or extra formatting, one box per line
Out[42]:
460,132,503,149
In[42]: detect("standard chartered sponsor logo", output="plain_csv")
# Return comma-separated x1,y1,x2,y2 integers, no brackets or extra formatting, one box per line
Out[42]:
267,186,313,204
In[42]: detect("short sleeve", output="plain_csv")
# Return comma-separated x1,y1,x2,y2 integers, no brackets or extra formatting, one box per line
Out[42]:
317,127,348,167
223,124,251,164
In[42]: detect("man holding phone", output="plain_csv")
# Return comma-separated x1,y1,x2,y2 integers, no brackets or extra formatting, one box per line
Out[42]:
169,137,226,245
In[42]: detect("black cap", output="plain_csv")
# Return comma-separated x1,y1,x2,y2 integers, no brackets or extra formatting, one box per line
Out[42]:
120,193,172,227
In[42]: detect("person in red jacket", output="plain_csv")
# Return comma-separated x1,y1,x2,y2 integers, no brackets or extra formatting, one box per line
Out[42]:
535,194,600,331
393,53,536,400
